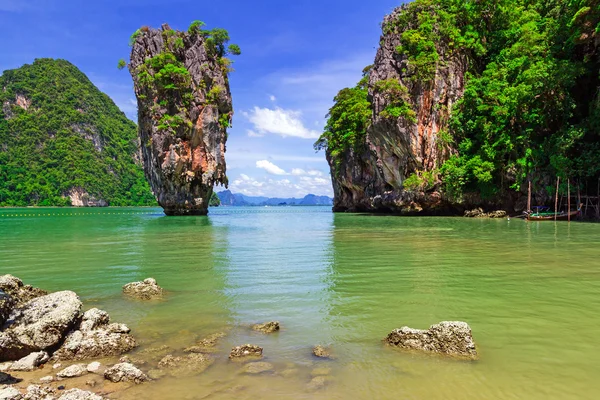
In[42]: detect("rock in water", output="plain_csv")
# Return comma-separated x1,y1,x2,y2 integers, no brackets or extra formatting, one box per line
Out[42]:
103,363,149,384
229,345,263,359
252,321,279,334
384,321,477,359
312,345,334,359
9,352,49,371
129,23,236,216
122,278,163,300
0,291,82,361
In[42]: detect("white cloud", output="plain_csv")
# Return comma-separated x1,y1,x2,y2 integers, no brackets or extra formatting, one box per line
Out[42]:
269,95,277,102
244,106,320,139
256,160,287,175
229,173,332,198
291,168,306,176
247,130,264,138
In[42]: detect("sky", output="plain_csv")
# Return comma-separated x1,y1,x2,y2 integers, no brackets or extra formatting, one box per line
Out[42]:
0,0,402,198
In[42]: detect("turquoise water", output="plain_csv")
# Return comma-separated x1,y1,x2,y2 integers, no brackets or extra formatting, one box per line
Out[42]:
0,207,599,399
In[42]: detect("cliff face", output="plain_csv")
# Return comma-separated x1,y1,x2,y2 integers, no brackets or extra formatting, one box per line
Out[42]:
328,5,467,213
129,24,232,215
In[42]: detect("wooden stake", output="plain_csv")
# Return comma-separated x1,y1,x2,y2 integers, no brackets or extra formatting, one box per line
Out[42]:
528,180,532,212
568,178,571,222
555,177,560,221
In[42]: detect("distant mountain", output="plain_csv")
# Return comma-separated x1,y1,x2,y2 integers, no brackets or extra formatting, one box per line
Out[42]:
216,190,332,206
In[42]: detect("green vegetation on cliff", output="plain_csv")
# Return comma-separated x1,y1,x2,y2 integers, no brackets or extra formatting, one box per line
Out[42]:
319,0,600,201
0,59,155,206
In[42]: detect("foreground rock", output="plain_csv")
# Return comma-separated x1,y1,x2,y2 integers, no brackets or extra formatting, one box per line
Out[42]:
229,345,263,360
56,364,88,378
312,345,334,359
53,308,136,361
103,363,148,384
0,386,21,400
122,279,163,300
0,275,48,308
0,291,82,361
252,321,279,334
129,23,235,216
384,321,477,359
9,352,49,371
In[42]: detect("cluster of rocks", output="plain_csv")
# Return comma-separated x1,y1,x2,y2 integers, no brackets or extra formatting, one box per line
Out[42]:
464,208,507,218
0,275,166,399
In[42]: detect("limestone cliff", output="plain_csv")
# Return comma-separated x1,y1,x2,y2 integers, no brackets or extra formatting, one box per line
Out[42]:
327,5,467,213
129,24,234,215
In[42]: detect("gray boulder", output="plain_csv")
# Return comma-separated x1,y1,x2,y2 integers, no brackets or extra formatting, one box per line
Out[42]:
0,291,82,361
9,352,49,371
122,278,163,300
384,321,477,359
103,363,148,384
53,308,136,361
312,345,334,359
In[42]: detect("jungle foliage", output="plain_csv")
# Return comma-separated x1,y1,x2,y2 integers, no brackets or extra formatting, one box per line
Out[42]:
0,59,155,206
318,0,600,200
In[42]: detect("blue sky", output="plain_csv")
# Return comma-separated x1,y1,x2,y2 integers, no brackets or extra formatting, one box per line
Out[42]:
0,0,402,198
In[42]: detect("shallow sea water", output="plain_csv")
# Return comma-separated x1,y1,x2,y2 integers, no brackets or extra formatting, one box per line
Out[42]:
1,206,599,399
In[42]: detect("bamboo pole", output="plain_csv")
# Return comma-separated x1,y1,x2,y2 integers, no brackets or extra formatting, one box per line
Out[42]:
555,177,560,221
528,180,532,212
568,178,571,222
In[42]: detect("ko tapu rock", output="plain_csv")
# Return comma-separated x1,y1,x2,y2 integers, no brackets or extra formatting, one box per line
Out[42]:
128,22,238,215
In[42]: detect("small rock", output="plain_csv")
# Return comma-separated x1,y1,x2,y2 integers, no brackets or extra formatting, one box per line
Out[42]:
310,367,331,376
57,386,65,391
118,356,130,363
122,279,163,300
157,355,180,369
0,386,22,400
280,368,298,378
488,210,507,218
312,345,334,359
147,369,166,380
384,321,478,359
229,345,263,359
184,332,226,353
306,375,332,391
57,364,88,378
53,364,62,370
103,363,148,384
86,362,101,373
252,321,280,334
57,388,103,400
241,362,274,374
85,380,96,388
24,384,55,399
10,352,49,371
0,363,12,372
39,376,54,384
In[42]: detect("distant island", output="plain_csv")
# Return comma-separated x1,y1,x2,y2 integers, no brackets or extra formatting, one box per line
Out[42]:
216,190,332,207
